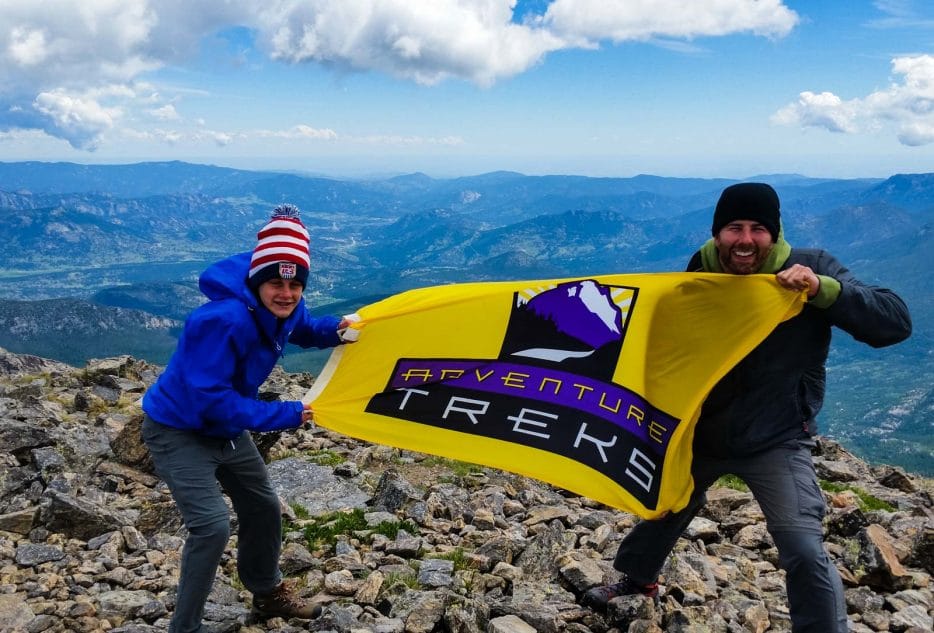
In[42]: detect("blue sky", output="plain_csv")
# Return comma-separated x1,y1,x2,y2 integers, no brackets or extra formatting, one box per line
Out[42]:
0,1,932,178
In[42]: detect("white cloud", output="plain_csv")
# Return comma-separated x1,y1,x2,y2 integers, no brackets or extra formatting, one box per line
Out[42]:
896,122,934,146
868,0,934,29
256,1,798,85
123,127,185,144
0,1,162,88
542,0,798,44
258,0,566,86
0,0,803,150
124,127,241,146
8,27,48,66
0,1,171,148
771,91,860,133
149,104,180,120
257,124,339,140
772,54,934,146
293,124,338,140
0,0,252,148
199,130,235,146
122,124,338,147
32,89,121,150
250,125,462,146
350,134,464,146
0,127,47,142
868,55,934,145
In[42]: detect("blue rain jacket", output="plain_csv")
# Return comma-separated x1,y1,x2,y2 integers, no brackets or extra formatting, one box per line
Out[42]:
142,252,342,438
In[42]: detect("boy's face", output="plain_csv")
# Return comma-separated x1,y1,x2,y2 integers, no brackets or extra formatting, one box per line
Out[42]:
258,278,304,318
714,219,775,275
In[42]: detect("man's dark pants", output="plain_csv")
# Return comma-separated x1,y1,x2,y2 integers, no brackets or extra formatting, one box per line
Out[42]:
142,416,282,633
613,440,848,633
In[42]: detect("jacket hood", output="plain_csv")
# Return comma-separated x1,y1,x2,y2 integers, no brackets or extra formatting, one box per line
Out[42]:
198,252,304,346
199,252,260,308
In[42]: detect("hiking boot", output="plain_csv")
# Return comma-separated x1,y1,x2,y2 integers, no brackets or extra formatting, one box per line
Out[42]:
253,581,322,619
581,576,659,610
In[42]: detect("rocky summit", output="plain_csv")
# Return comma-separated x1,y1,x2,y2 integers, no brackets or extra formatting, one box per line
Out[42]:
0,347,931,633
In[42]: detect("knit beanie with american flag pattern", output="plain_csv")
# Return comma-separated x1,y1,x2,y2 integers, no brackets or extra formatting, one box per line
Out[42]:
247,204,311,289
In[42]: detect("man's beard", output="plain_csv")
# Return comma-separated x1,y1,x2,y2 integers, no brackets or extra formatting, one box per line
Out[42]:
718,245,770,275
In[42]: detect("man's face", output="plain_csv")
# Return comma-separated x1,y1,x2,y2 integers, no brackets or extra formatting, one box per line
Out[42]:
258,278,304,318
714,220,775,275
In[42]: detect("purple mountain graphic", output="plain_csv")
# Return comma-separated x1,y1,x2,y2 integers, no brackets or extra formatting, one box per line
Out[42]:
513,280,623,362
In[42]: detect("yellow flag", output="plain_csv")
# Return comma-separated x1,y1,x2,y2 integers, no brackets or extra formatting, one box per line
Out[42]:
305,273,803,518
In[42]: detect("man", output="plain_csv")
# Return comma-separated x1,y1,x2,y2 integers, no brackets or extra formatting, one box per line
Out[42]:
142,204,353,632
581,183,912,632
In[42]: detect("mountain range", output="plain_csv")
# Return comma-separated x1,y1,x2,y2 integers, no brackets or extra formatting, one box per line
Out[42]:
0,160,930,474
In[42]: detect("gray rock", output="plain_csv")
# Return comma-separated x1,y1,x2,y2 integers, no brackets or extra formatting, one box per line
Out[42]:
0,593,36,632
371,468,422,513
280,541,317,574
0,506,38,534
489,614,537,632
888,604,933,631
40,489,131,540
417,558,454,587
14,542,65,566
0,420,52,457
97,590,158,619
0,347,73,377
266,457,369,514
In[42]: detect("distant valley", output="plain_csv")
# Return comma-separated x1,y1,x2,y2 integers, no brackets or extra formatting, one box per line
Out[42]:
0,161,931,474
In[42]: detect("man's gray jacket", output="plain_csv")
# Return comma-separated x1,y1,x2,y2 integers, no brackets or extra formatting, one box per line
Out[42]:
686,240,912,458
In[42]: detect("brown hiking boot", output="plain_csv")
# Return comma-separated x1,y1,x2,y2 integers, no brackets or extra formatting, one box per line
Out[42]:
252,581,322,619
581,576,659,610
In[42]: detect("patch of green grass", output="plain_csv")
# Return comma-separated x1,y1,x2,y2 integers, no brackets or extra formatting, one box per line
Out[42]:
714,474,749,492
304,449,344,466
373,518,420,539
844,538,862,561
301,508,369,550
422,455,486,480
384,570,419,589
283,505,421,551
434,547,473,572
818,480,896,512
11,371,50,384
290,502,311,520
229,571,244,591
459,569,481,594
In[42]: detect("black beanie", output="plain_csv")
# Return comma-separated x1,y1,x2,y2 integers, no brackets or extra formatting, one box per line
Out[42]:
711,183,781,241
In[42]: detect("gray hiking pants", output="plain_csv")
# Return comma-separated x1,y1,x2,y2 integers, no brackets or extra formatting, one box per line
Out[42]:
142,416,283,633
613,440,847,633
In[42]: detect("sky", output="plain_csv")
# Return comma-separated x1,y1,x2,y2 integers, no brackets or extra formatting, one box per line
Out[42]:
0,0,932,179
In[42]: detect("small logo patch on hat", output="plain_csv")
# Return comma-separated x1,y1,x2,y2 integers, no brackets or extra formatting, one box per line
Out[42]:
278,262,297,279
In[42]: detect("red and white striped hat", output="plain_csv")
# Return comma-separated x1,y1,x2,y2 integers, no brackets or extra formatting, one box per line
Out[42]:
248,204,311,289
